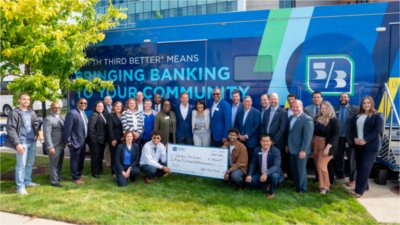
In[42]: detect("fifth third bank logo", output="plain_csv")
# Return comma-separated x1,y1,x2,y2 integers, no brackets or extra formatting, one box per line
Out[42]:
307,55,354,95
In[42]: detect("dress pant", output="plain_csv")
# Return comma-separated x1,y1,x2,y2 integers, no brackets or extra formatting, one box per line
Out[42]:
248,172,281,194
90,142,105,176
193,131,211,147
140,163,167,179
336,137,356,181
279,147,292,180
48,147,64,184
289,153,308,192
103,143,111,168
109,141,121,175
312,136,333,190
115,166,140,186
354,145,378,195
177,135,194,145
70,144,86,181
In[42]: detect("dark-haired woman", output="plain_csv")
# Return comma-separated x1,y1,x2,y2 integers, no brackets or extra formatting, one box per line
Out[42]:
114,131,141,186
350,96,383,198
88,101,107,178
192,100,211,147
107,101,124,175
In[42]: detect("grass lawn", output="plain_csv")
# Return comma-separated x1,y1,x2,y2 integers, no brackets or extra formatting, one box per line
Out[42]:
0,152,376,225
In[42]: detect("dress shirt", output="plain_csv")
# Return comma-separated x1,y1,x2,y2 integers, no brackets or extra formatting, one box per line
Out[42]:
261,148,269,174
140,141,167,169
290,112,302,130
243,109,250,126
231,103,240,127
79,109,88,137
267,106,278,133
229,145,235,166
180,104,189,120
339,106,347,136
211,100,220,117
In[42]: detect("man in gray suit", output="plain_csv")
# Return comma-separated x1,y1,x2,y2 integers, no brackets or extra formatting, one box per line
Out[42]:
43,102,65,187
286,100,314,192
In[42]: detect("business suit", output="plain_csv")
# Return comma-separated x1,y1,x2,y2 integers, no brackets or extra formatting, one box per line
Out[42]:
43,113,65,185
335,104,358,180
222,141,248,187
63,108,88,181
113,143,141,186
247,146,284,194
175,104,194,145
88,111,107,177
154,111,177,145
287,112,314,192
210,99,231,147
108,112,123,174
234,107,260,157
351,113,383,195
231,103,243,127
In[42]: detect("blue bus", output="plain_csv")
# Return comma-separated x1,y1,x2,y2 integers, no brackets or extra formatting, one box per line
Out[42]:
73,1,399,113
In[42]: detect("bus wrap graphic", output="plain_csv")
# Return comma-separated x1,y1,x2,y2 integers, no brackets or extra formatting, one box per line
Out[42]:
306,55,354,96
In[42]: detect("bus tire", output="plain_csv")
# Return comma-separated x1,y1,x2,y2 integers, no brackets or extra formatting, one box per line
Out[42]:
3,104,12,116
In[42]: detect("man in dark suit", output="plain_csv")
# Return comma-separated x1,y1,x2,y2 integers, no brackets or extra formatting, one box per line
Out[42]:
259,93,269,122
246,135,284,198
175,92,194,145
335,92,358,186
63,98,88,185
261,93,289,177
43,102,65,187
286,100,314,192
231,89,242,128
234,95,260,160
210,88,231,147
152,93,162,114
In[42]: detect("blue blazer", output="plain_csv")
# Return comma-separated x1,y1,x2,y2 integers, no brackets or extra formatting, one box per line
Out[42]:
63,108,87,149
210,99,231,141
351,113,383,152
287,112,314,154
174,104,194,140
234,107,260,149
113,143,140,174
261,107,288,149
248,146,284,182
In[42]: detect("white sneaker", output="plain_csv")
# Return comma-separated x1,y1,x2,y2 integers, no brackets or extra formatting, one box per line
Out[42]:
17,188,28,195
25,182,40,187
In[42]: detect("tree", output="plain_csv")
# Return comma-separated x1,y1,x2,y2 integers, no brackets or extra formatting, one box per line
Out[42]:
0,0,126,109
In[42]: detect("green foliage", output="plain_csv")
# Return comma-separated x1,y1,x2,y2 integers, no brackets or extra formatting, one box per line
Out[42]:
0,153,377,225
0,0,126,104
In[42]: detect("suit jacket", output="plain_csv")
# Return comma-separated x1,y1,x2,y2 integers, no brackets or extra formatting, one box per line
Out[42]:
43,113,65,150
335,104,358,143
314,118,340,156
192,109,210,132
113,143,140,174
107,112,123,143
287,112,314,154
63,108,87,149
248,146,284,182
261,107,288,149
88,112,107,145
210,99,231,141
231,102,243,127
223,141,248,174
174,104,194,140
351,113,384,152
153,103,162,113
154,111,177,145
234,107,260,149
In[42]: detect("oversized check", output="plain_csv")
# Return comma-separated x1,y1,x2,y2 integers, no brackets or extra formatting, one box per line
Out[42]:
167,144,228,179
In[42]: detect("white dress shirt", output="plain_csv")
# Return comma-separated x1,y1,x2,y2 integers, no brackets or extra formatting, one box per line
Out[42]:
180,104,189,120
140,141,167,169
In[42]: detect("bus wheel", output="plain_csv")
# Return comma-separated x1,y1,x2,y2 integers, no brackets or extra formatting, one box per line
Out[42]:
3,104,12,116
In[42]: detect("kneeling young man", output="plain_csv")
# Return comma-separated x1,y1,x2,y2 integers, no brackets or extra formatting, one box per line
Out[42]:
223,128,248,190
246,135,284,198
140,130,171,184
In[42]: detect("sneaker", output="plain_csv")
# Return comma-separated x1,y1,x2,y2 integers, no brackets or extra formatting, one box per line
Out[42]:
320,189,329,195
25,182,40,187
17,188,28,195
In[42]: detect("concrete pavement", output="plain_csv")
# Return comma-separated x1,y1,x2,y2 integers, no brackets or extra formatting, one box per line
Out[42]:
0,211,76,225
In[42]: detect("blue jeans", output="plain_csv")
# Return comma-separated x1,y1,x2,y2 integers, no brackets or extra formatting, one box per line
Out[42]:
15,142,36,190
140,163,166,179
230,169,245,188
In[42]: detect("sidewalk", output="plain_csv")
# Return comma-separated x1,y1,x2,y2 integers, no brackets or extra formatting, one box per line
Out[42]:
0,211,76,225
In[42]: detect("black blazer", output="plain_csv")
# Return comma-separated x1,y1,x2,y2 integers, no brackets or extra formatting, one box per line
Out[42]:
248,146,284,182
113,143,140,174
88,112,107,145
351,113,384,152
261,107,288,149
107,112,123,143
314,117,340,156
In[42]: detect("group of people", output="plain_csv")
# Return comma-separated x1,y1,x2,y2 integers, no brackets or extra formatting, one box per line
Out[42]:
6,89,383,199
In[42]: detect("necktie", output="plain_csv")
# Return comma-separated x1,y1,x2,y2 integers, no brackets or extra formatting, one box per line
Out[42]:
340,107,346,136
80,110,88,137
315,106,319,117
267,109,275,134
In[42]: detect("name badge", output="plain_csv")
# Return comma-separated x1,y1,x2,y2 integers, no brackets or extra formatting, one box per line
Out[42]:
215,108,219,111
258,152,263,155
345,142,349,148
165,116,170,120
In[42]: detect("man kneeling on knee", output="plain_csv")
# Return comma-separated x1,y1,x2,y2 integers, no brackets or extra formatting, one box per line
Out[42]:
140,130,171,184
246,135,284,198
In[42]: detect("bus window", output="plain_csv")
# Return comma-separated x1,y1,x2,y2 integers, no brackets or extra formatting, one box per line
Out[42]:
233,55,273,81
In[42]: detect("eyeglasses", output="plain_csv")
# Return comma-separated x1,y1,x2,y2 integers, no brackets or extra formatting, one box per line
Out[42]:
152,136,161,140
212,93,221,96
79,102,87,105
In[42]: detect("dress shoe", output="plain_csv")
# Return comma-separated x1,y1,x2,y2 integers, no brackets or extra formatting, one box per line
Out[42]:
92,174,101,179
351,191,362,198
346,180,355,187
73,179,85,185
144,178,152,184
51,183,62,188
267,193,275,199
